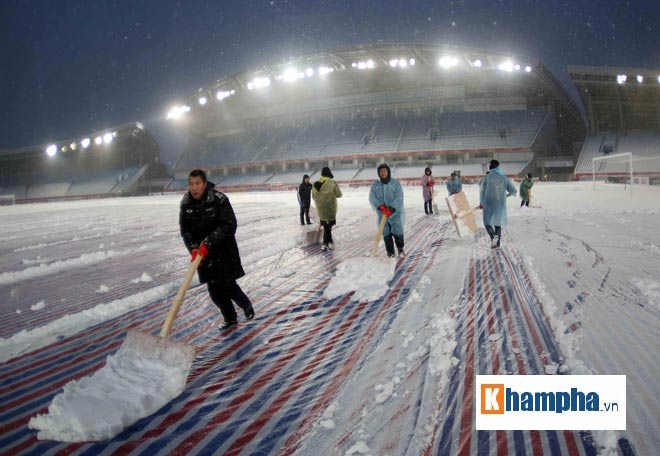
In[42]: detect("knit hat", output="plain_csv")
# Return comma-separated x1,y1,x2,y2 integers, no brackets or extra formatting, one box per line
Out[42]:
489,159,500,170
321,167,333,178
424,167,432,175
526,173,532,179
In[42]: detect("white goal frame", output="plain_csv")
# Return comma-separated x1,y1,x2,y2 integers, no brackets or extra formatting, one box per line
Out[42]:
592,152,633,195
0,194,16,206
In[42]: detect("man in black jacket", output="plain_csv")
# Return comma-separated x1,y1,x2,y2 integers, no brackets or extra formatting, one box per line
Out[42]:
298,174,312,225
179,169,254,330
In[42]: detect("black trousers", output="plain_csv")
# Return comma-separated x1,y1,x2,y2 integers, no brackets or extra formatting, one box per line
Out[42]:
424,199,433,214
485,225,502,245
300,204,311,224
383,233,404,255
207,279,252,323
321,220,336,245
520,199,530,207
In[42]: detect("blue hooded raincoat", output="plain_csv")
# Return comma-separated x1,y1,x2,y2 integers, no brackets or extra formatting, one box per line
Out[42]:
479,166,517,226
369,164,405,236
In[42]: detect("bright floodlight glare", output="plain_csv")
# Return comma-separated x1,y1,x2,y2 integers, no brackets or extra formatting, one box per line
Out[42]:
399,59,408,68
366,60,375,69
658,75,660,84
616,74,627,84
166,104,191,119
216,90,232,100
473,59,482,67
439,56,459,68
318,66,333,76
70,142,77,151
514,64,521,71
409,58,415,66
103,133,113,144
389,59,398,68
198,96,208,105
636,75,644,83
305,67,314,77
81,138,91,148
46,144,57,156
247,82,255,90
498,60,514,72
250,76,271,88
351,62,357,68
282,68,301,82
525,65,532,73
357,61,367,70
94,136,103,145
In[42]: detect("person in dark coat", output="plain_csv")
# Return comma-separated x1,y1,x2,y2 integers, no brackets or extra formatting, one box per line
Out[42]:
519,173,534,207
421,167,435,215
298,174,313,225
179,169,254,330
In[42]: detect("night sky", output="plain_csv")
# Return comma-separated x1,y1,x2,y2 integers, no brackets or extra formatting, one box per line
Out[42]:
2,0,658,164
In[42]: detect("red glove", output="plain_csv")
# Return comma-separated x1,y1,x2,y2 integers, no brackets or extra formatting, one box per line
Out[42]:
428,180,434,187
479,204,483,209
378,204,393,217
191,243,209,262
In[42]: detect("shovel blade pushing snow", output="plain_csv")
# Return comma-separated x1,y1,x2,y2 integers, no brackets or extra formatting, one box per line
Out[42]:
302,223,323,247
28,254,201,442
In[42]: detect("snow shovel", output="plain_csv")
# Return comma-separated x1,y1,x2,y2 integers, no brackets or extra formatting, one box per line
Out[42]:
122,253,200,372
370,213,389,257
430,185,439,214
28,254,201,442
302,223,323,247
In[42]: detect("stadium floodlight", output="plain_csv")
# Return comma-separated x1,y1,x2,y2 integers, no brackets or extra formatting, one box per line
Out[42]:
357,61,367,70
61,145,68,152
514,64,521,71
216,90,233,101
103,133,113,144
438,56,459,68
81,138,91,148
282,68,303,82
498,60,514,72
305,67,314,77
636,75,644,83
94,136,103,145
248,76,271,89
46,144,57,156
366,60,375,69
525,65,532,73
70,142,77,151
409,58,415,66
472,59,482,67
389,59,399,68
166,104,190,120
198,96,208,105
399,59,408,68
616,74,627,84
351,62,357,68
318,66,333,76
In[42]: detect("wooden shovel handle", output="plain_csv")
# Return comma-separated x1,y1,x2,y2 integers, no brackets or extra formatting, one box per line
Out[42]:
370,214,389,257
160,250,204,338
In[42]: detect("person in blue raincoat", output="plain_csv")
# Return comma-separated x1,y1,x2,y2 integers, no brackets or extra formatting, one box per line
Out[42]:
369,163,405,258
479,159,517,249
446,172,462,196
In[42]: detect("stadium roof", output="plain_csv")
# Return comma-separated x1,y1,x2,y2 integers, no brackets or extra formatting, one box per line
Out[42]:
568,65,660,134
166,43,583,143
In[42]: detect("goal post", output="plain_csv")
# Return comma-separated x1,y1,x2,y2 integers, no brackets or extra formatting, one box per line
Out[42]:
592,152,633,195
0,194,16,206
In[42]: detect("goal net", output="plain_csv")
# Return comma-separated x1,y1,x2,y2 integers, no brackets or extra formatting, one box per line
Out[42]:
0,194,16,206
592,153,633,194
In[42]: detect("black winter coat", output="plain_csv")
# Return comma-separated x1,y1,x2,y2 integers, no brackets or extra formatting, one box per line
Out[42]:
179,182,245,284
298,182,312,206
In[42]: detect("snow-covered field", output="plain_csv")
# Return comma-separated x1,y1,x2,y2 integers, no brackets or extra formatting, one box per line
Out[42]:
1,181,658,455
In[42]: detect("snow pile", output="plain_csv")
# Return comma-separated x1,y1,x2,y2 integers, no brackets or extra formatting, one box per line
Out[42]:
31,300,46,311
631,277,660,312
28,334,192,442
131,272,153,283
323,257,396,302
0,282,181,363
